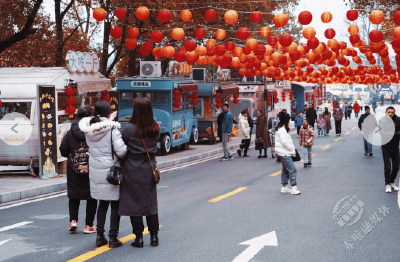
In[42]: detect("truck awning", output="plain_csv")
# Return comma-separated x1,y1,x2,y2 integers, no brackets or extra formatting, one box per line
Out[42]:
219,84,239,94
178,81,198,93
267,86,277,95
75,78,112,94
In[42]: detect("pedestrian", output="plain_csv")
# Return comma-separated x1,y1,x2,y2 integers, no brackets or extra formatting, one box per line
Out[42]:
317,114,325,137
79,100,127,248
353,101,360,119
371,97,377,114
306,103,317,129
237,109,251,157
245,108,254,138
299,119,314,168
347,103,353,119
217,110,226,142
332,99,338,111
294,112,303,136
332,102,344,136
275,112,300,195
119,97,161,248
275,109,288,162
342,100,349,120
380,94,384,106
220,103,233,161
359,99,364,112
379,106,400,193
323,107,332,136
59,106,97,234
302,105,308,120
358,106,375,156
255,109,271,158
268,112,277,158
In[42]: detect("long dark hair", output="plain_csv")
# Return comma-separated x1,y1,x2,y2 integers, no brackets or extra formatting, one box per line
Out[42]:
90,100,111,125
275,122,290,133
324,107,329,115
129,97,160,138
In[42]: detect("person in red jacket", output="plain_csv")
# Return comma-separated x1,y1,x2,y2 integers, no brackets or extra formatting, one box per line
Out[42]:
353,101,360,119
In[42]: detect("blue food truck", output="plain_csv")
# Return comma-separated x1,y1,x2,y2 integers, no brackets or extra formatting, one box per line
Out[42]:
116,78,199,154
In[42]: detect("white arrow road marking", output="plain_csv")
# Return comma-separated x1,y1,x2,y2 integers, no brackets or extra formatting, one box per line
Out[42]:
232,231,278,262
0,221,33,233
0,239,12,246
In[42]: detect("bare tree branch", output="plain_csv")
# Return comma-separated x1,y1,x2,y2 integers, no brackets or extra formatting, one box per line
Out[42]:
60,0,76,20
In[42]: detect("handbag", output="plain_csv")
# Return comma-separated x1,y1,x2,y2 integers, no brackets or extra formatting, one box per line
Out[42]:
292,149,301,162
106,128,123,185
255,137,263,144
142,137,161,184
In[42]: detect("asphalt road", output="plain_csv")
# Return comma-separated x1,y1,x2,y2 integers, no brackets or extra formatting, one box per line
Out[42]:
0,117,399,262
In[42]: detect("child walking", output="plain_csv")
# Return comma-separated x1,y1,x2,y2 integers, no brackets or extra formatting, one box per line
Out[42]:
299,119,314,168
317,114,325,137
294,112,303,137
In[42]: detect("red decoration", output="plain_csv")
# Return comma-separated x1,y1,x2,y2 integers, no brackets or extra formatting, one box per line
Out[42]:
215,93,222,98
267,94,271,106
173,102,181,109
184,40,197,52
101,95,111,103
311,94,315,101
205,9,217,20
324,28,336,39
394,11,400,25
191,92,198,107
140,42,153,56
150,31,164,43
66,97,76,106
233,99,239,105
237,28,250,40
350,34,360,45
298,11,313,25
307,37,319,49
129,28,139,38
215,98,222,104
0,100,2,107
115,8,126,19
65,87,76,118
225,41,236,51
101,90,110,96
267,36,278,47
158,9,171,23
65,106,76,118
305,93,309,101
65,87,75,96
175,51,186,62
110,26,122,39
281,92,286,102
215,45,226,56
93,8,107,22
195,28,206,39
274,96,279,104
136,6,150,20
173,89,181,109
125,38,137,50
279,34,292,47
251,11,262,23
369,30,383,43
346,10,358,21
289,91,293,101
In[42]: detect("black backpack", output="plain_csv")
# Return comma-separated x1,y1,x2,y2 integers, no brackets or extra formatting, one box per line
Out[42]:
72,142,89,174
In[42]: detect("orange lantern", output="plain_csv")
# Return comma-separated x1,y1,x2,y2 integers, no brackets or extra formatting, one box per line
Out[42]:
152,47,164,58
125,38,137,50
129,28,139,38
271,52,282,62
321,12,332,23
260,27,271,38
171,28,185,41
369,10,384,25
136,6,150,20
206,39,216,49
233,47,243,57
348,25,359,35
394,27,400,40
224,10,238,25
273,13,288,27
163,46,176,58
180,10,192,21
195,45,207,56
215,29,226,40
246,39,258,51
93,8,107,22
303,27,316,40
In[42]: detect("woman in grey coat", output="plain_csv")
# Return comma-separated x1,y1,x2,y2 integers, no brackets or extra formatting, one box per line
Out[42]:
119,97,160,248
79,101,127,248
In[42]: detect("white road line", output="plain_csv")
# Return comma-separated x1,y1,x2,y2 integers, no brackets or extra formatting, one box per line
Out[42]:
0,239,12,246
0,192,67,211
0,222,33,232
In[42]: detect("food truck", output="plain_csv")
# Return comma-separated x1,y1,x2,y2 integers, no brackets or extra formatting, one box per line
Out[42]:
116,78,198,154
0,55,113,177
194,82,239,143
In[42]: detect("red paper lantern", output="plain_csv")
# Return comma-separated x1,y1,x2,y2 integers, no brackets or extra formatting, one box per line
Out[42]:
125,38,137,50
66,97,76,106
215,45,226,56
173,89,181,96
205,9,217,20
347,10,358,21
225,41,236,51
150,31,164,43
279,34,292,47
298,11,312,25
312,94,315,101
101,95,111,103
233,99,239,105
101,90,110,96
158,9,171,23
267,36,278,47
173,96,181,102
93,8,107,22
215,98,222,104
224,10,238,25
215,93,222,98
251,11,262,23
184,40,197,52
175,51,186,62
129,28,139,38
0,100,2,107
324,28,336,39
394,11,400,25
140,42,153,56
215,103,222,109
65,106,76,117
237,28,250,40
255,44,266,55
273,13,288,28
191,99,198,107
115,8,126,19
307,37,319,49
171,28,185,41
369,30,383,43
195,28,206,39
180,10,192,21
305,93,309,101
274,96,279,104
136,6,150,20
173,102,181,109
350,34,360,45
65,87,75,96
110,26,122,39
215,29,226,40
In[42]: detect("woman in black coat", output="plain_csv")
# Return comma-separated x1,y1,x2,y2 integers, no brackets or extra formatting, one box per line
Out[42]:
59,106,97,234
119,97,161,248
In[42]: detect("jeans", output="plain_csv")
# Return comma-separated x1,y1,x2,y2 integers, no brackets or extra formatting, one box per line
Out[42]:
222,133,232,158
97,200,121,236
302,146,312,164
363,136,372,154
240,139,250,155
281,156,297,186
335,120,342,134
372,107,376,114
130,213,159,235
324,123,329,134
69,199,97,226
355,112,359,118
318,128,324,136
296,126,301,135
382,147,399,185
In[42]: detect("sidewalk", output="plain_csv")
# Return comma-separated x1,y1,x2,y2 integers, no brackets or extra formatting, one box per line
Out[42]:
0,135,255,204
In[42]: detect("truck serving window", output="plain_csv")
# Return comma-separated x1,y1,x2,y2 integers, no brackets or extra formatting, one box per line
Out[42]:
0,102,32,121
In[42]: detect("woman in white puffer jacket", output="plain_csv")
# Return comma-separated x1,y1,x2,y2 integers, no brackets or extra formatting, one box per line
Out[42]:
275,112,301,195
237,110,251,157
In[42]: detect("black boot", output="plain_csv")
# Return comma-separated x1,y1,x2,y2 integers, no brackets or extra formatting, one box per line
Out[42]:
150,231,159,247
108,234,123,248
131,233,144,248
96,232,108,247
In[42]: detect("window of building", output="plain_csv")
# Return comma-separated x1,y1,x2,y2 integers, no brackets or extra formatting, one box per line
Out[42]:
193,98,203,118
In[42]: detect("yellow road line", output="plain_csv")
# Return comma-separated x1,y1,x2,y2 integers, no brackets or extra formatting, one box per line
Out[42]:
322,145,331,150
269,171,282,177
334,137,342,141
344,131,350,135
300,154,316,162
67,226,162,262
351,127,357,130
208,187,247,202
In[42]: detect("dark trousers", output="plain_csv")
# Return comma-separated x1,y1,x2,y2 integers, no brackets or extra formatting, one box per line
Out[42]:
259,149,267,155
69,199,97,226
240,139,251,155
309,122,315,129
347,111,351,119
130,213,159,235
97,200,121,236
335,120,342,134
296,126,301,135
382,147,399,185
345,112,348,120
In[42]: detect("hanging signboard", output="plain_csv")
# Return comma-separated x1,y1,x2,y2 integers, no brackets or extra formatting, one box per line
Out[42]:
37,85,58,179
66,50,100,74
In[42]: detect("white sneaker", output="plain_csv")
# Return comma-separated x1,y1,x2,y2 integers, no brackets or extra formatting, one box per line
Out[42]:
390,183,399,191
291,186,301,195
385,185,392,193
281,186,292,194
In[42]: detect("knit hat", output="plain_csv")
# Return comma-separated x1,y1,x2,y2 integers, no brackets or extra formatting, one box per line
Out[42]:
277,112,291,124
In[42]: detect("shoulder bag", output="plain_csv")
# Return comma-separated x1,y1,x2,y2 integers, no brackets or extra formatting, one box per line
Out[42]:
106,128,123,185
292,149,301,162
255,137,263,145
142,137,161,184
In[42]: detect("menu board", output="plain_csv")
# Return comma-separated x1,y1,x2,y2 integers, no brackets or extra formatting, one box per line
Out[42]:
109,91,120,120
37,85,58,179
